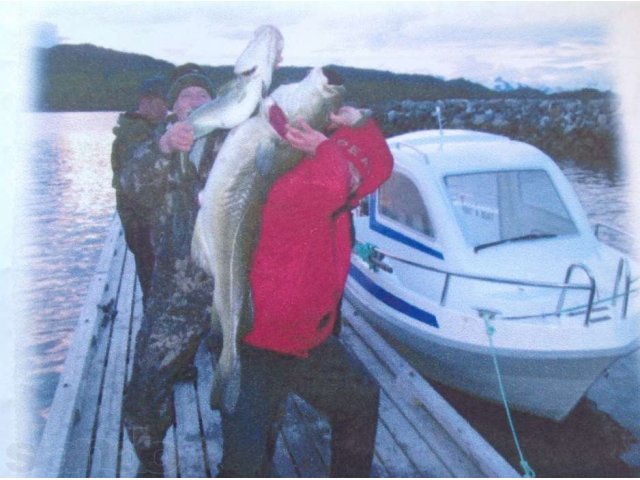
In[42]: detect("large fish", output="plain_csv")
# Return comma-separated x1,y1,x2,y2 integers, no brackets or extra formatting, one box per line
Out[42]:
191,66,346,413
185,25,284,139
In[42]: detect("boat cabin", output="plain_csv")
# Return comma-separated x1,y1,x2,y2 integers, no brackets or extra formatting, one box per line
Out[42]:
353,129,633,324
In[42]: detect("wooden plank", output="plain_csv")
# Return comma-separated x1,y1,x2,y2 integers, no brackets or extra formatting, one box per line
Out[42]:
371,449,391,478
163,426,179,478
282,381,409,478
290,398,331,466
33,218,124,477
285,345,456,477
194,345,222,477
118,271,178,478
90,250,137,477
373,420,419,477
279,395,328,477
290,396,395,478
60,235,128,477
173,381,208,477
341,317,483,477
377,391,452,476
272,432,298,478
339,324,426,476
118,272,178,478
118,280,143,478
341,321,478,477
194,345,300,478
342,302,519,477
117,252,180,478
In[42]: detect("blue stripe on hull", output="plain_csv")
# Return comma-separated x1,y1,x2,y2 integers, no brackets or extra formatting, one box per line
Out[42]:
349,264,439,328
370,195,444,260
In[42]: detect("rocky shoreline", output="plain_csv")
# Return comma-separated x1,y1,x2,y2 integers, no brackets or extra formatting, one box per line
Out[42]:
371,98,620,166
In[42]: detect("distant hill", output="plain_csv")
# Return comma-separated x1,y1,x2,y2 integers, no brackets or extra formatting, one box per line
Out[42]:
33,43,612,112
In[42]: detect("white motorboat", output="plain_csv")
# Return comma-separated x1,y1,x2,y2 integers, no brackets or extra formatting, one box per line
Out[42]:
345,129,640,421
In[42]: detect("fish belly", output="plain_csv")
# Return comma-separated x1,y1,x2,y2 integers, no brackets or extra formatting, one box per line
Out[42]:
192,119,273,411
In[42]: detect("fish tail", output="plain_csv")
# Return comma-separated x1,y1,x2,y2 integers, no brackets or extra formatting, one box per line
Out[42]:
222,358,242,414
210,348,241,413
209,371,224,410
210,348,229,410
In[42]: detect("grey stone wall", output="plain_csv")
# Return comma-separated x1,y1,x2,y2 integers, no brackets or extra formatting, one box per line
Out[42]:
372,98,620,165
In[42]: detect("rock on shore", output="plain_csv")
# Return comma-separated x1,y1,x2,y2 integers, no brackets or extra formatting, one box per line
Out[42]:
373,98,619,166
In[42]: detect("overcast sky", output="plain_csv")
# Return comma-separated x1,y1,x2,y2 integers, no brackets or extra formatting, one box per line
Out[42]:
11,1,640,92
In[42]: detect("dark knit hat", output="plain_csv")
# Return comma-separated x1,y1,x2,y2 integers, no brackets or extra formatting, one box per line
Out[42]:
166,63,215,106
138,76,166,99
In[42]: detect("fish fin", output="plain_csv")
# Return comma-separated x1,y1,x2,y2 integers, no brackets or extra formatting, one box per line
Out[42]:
215,77,238,98
210,371,224,410
255,139,277,177
190,213,215,276
213,178,258,413
216,75,249,104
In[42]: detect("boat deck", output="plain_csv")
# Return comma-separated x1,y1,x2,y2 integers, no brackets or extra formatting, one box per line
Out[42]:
32,218,518,477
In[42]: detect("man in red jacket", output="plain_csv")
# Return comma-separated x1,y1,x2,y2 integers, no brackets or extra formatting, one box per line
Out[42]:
219,106,393,477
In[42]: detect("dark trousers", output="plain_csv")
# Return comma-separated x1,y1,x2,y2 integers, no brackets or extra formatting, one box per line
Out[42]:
123,259,213,476
117,197,155,308
220,336,380,477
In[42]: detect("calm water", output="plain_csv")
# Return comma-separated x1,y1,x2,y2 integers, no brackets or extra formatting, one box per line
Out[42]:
15,112,118,447
15,112,640,470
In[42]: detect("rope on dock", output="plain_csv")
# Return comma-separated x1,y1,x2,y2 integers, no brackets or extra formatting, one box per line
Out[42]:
353,241,537,476
479,309,536,478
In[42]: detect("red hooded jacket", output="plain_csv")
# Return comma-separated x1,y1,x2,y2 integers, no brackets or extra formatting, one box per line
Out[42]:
244,119,393,357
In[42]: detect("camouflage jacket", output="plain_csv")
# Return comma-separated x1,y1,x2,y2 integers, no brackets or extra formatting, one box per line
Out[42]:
118,120,228,267
111,112,166,222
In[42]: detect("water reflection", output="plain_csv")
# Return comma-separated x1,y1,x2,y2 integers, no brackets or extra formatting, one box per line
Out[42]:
15,112,118,445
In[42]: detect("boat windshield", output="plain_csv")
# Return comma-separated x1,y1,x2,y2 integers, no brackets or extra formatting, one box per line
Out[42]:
444,169,578,251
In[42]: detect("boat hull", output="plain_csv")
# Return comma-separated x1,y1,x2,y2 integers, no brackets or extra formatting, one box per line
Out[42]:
345,284,636,421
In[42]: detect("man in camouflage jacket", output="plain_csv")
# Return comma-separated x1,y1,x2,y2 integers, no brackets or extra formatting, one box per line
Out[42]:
111,76,168,307
120,64,227,477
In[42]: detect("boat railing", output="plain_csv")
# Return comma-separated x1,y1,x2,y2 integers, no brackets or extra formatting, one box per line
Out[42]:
366,247,599,325
594,222,636,254
394,141,431,163
594,222,634,241
593,224,635,318
612,257,632,319
555,264,596,325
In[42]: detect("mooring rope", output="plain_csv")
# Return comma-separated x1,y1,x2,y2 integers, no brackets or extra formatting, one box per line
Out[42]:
353,241,538,476
479,309,536,478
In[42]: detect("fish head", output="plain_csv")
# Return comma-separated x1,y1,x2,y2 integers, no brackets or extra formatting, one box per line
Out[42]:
269,66,346,133
234,25,284,92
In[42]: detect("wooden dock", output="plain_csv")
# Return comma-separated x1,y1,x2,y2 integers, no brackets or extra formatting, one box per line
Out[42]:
32,218,519,477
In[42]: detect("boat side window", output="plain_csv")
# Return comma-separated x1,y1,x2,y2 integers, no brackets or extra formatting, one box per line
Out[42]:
359,195,370,216
378,171,434,237
444,169,578,248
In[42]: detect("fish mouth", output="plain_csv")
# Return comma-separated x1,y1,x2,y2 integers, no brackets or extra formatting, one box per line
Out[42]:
268,65,345,129
310,66,346,103
240,66,258,77
321,67,344,86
